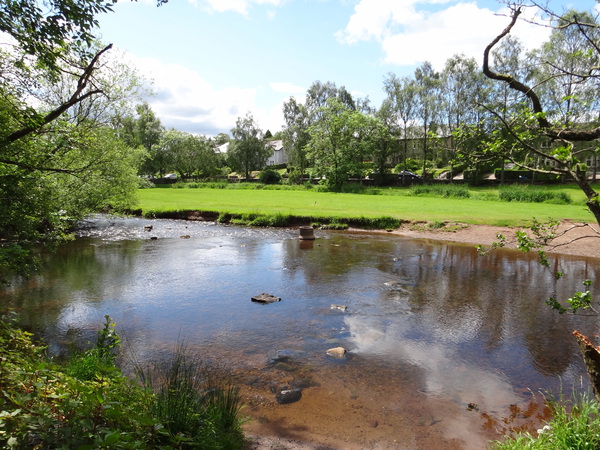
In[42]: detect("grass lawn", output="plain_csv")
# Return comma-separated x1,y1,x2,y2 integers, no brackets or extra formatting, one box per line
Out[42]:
135,185,598,227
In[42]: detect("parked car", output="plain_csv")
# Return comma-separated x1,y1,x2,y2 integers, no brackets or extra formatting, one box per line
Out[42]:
164,173,178,180
397,171,422,182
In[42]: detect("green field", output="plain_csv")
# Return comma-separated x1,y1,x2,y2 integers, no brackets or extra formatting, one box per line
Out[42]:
135,184,599,227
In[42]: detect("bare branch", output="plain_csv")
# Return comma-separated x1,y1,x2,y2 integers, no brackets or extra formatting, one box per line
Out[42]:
2,44,113,145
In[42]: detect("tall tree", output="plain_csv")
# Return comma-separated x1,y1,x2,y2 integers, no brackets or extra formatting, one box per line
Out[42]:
529,10,600,127
482,6,600,225
116,102,164,175
228,113,270,180
383,74,418,181
306,98,370,191
157,130,217,180
414,62,441,176
368,101,398,184
282,97,310,174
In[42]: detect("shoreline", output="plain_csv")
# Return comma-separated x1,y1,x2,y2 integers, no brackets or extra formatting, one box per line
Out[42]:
384,220,600,260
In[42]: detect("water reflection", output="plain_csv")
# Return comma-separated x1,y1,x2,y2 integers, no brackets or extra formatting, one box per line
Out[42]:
2,217,599,447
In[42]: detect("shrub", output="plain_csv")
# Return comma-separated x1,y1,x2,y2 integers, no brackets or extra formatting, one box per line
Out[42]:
409,185,471,199
258,169,282,184
138,178,155,189
249,213,290,227
499,186,572,204
0,313,245,449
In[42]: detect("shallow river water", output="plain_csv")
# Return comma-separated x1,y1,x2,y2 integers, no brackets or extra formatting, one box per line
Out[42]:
2,216,600,449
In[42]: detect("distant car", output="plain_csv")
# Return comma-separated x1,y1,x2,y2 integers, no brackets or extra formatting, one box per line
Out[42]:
164,173,178,180
397,171,422,181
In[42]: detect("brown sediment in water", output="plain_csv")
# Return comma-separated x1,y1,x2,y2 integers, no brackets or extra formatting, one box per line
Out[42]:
197,343,548,450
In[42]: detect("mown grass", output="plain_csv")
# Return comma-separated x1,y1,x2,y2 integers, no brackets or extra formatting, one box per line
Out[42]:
136,183,599,227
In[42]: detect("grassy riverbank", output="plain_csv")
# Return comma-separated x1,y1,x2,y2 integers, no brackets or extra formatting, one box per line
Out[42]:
135,183,599,227
0,314,245,449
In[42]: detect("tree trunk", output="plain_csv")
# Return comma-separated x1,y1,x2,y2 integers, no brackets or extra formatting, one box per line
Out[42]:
572,172,600,227
573,330,600,403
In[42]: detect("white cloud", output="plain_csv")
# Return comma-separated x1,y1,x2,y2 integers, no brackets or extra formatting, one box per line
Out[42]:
269,81,306,94
193,0,284,15
122,52,288,136
337,0,551,70
128,54,259,136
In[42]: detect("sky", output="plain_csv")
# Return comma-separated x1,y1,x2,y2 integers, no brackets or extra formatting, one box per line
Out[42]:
96,0,598,137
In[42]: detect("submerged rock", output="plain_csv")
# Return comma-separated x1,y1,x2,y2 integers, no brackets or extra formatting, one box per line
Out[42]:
275,388,302,404
326,347,347,358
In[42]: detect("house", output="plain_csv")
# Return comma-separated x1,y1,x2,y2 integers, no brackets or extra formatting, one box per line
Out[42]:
265,139,287,166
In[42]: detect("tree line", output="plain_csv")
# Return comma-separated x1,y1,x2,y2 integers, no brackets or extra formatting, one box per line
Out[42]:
1,0,600,279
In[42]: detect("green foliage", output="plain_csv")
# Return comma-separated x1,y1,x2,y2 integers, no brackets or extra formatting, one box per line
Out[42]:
259,169,282,185
347,216,400,229
228,113,270,180
248,213,289,227
0,313,245,449
546,280,594,315
320,221,349,230
499,186,572,204
137,341,244,448
409,184,471,198
306,98,372,191
493,391,600,450
394,159,421,173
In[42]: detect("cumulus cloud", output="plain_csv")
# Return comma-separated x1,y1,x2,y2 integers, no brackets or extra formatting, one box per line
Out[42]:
127,54,259,136
192,0,284,15
122,52,289,136
337,0,550,70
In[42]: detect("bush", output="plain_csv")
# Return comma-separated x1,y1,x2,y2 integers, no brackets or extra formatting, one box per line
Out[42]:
394,158,421,173
259,169,282,185
409,185,471,199
499,186,572,204
138,178,155,189
0,313,245,449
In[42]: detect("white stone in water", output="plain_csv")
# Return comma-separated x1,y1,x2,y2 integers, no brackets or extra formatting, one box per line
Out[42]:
326,347,347,358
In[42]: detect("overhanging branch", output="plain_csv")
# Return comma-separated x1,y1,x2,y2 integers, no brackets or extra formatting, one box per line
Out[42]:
2,44,113,146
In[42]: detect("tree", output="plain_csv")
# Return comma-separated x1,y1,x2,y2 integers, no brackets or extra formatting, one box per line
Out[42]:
481,2,600,403
383,74,418,182
368,101,398,184
306,98,370,191
228,113,270,180
282,97,311,175
0,0,167,73
414,62,441,177
482,6,600,225
116,102,164,176
157,130,217,180
0,41,147,278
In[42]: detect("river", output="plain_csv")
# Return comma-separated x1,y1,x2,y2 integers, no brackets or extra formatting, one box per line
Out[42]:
2,216,599,449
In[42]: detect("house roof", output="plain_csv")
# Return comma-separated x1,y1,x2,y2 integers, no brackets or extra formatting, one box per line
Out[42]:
266,139,283,151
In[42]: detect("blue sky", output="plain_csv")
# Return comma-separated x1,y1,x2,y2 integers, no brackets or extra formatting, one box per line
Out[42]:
97,0,597,137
